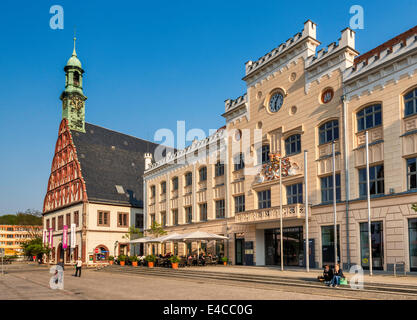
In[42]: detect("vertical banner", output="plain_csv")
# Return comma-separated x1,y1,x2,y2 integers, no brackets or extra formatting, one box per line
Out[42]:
49,228,53,248
70,223,76,248
63,225,68,249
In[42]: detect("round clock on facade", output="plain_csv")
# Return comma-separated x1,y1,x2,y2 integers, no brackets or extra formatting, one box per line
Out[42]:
269,93,284,113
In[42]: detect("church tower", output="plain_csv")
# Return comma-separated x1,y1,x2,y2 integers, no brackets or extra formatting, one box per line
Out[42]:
60,37,87,132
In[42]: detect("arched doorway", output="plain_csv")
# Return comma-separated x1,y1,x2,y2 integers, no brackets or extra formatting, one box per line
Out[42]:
93,245,109,262
66,246,71,263
73,246,79,261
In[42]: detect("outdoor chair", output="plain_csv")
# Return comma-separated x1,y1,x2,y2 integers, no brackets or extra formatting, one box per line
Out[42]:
163,258,170,268
179,258,187,268
198,258,206,266
186,258,193,267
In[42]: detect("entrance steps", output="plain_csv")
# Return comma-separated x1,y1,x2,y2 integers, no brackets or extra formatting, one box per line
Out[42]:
97,264,417,297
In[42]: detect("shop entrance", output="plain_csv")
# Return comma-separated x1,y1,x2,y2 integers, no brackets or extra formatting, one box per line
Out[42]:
265,227,304,266
360,221,384,270
409,219,417,271
235,237,244,265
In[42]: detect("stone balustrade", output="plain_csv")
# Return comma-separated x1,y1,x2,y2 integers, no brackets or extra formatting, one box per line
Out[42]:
235,204,309,224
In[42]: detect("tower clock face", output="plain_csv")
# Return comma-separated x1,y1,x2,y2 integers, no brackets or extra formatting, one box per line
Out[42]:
70,96,84,110
269,93,284,113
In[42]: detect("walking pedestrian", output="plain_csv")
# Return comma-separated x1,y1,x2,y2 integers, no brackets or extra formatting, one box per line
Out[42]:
74,257,82,277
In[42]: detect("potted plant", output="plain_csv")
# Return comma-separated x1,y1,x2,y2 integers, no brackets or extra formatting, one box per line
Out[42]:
130,255,138,267
145,254,156,268
108,256,114,265
221,257,228,266
169,255,180,269
118,254,126,266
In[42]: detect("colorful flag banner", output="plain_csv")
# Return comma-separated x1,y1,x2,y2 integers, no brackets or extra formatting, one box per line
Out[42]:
63,225,68,249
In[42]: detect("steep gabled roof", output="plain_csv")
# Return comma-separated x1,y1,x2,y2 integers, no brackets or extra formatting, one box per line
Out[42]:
70,122,159,208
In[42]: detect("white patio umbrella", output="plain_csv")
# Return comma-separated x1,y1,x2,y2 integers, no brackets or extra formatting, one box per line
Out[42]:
128,237,153,257
170,231,228,259
145,233,182,256
128,236,153,244
147,233,182,243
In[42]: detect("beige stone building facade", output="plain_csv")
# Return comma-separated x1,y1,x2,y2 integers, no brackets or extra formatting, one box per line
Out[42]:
143,21,417,272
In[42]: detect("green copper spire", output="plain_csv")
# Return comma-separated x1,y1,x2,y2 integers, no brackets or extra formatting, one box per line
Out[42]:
60,36,87,133
66,36,82,69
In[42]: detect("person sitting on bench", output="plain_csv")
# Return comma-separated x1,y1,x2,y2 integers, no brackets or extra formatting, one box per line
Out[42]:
317,265,333,284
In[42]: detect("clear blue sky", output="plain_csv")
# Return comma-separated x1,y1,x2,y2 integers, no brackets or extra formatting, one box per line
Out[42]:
0,0,416,214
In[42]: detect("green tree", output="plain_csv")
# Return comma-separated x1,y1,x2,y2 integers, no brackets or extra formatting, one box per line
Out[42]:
148,221,167,238
122,226,143,241
21,236,50,258
0,209,42,225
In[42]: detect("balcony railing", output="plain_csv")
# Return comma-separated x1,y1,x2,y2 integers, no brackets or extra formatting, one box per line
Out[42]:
235,204,309,224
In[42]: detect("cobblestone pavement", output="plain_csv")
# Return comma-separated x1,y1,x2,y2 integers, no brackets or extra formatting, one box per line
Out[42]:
0,264,347,300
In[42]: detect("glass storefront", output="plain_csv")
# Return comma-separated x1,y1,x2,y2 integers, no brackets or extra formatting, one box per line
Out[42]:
95,247,108,261
321,225,340,266
265,227,304,266
360,221,384,270
235,238,244,265
409,219,417,272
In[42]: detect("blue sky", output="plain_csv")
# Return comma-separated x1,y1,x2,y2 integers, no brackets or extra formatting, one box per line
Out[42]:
0,0,416,214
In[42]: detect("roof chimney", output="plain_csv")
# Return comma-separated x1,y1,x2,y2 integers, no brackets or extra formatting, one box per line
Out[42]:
144,153,153,170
